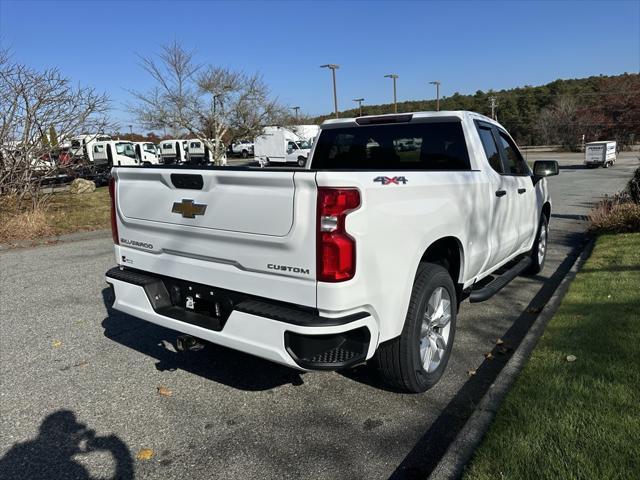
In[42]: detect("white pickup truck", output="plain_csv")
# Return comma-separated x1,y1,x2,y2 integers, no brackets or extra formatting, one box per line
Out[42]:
106,111,558,392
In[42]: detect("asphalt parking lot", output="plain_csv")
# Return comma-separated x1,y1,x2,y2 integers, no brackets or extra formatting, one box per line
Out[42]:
1,152,638,480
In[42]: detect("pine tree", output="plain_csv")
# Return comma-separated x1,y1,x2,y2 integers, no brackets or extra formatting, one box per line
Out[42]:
48,126,59,147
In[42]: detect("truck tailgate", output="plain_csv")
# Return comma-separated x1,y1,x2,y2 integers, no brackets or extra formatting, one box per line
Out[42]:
112,168,318,307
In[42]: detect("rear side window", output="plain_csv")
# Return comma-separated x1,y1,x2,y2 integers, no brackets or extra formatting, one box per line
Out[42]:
311,121,470,170
476,125,503,173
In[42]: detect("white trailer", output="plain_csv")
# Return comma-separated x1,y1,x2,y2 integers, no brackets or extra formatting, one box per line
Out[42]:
70,134,112,162
92,141,139,167
133,142,161,165
584,141,617,168
254,127,311,166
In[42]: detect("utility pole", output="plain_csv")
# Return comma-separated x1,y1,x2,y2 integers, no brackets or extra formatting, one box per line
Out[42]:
489,96,498,120
384,74,399,113
429,81,441,111
353,98,364,117
320,64,340,118
128,125,133,137
291,106,300,121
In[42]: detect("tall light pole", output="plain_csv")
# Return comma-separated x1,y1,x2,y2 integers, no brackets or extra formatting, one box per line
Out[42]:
384,74,399,113
489,96,498,120
429,81,441,111
320,64,340,118
353,98,364,117
291,106,300,121
128,124,133,136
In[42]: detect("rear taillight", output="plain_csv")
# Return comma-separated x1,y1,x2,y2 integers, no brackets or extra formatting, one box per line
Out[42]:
317,188,360,282
108,176,119,245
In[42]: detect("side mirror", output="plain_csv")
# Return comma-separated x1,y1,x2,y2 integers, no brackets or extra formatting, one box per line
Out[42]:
533,160,559,177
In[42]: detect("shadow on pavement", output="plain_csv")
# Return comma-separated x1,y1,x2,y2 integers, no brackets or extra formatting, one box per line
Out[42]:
100,287,305,391
0,410,133,480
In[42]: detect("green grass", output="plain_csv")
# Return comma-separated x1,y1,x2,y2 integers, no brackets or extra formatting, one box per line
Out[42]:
46,186,111,234
464,233,640,480
0,187,110,242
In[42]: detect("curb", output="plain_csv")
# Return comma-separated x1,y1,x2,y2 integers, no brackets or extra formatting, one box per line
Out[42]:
0,229,110,252
428,238,596,480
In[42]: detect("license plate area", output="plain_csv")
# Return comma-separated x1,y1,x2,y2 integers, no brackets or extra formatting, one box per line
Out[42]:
157,278,236,331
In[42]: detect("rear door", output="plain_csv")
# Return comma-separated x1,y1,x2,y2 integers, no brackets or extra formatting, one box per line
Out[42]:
494,129,537,251
475,121,521,269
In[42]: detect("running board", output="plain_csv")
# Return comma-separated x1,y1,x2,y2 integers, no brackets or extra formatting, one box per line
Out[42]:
469,257,531,303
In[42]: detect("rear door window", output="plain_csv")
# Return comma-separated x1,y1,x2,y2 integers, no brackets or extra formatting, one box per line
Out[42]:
497,131,529,175
311,121,470,170
476,124,503,173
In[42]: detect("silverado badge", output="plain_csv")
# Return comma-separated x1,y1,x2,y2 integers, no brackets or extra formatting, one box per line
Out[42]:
172,199,207,218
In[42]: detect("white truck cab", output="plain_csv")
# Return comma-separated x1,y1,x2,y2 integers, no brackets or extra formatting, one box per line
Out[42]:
133,142,160,165
106,111,559,393
159,139,188,164
70,134,112,162
92,140,139,166
584,140,617,168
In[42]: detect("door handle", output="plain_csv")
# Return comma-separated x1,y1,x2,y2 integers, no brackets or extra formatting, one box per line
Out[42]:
495,190,507,197
518,188,527,194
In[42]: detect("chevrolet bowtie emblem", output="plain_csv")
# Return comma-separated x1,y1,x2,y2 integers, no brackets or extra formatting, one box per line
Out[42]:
172,199,207,218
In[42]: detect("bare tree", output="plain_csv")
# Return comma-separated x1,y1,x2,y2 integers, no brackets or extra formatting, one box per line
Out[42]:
534,96,580,150
131,41,286,165
0,48,111,205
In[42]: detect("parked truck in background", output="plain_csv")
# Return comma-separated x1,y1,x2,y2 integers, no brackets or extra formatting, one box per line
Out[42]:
254,126,311,166
92,140,139,167
70,134,112,162
133,142,161,165
159,139,188,164
231,140,254,159
106,111,558,393
584,140,617,168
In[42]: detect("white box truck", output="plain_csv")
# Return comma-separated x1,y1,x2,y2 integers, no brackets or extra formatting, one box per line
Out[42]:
584,141,617,168
254,127,311,166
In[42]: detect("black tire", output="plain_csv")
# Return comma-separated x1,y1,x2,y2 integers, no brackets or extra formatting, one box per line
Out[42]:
374,263,457,393
524,213,548,275
242,150,248,159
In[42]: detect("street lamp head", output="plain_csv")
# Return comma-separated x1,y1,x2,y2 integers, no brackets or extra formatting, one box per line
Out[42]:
353,98,364,102
384,74,399,79
429,80,441,85
320,64,340,70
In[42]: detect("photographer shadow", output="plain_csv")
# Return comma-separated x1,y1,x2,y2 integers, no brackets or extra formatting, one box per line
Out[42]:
0,410,133,480
101,287,305,391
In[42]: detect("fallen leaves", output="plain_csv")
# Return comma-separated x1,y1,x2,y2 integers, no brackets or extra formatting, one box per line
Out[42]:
136,448,154,461
566,355,577,362
157,386,172,397
484,352,494,360
467,369,477,376
52,340,63,348
496,338,504,346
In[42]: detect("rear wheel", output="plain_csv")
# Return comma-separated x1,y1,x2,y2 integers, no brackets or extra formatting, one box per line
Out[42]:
525,213,548,275
242,150,248,159
374,263,457,393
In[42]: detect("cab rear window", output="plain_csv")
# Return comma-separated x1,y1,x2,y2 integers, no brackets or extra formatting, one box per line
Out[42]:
311,121,470,170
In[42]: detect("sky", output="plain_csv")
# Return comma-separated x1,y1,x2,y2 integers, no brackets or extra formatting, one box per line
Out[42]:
1,0,639,130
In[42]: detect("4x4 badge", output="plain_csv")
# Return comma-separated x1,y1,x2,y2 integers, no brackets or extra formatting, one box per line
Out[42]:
374,176,408,185
172,199,207,218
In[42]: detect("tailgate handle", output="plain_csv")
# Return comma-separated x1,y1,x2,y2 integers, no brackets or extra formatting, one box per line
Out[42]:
171,174,203,190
